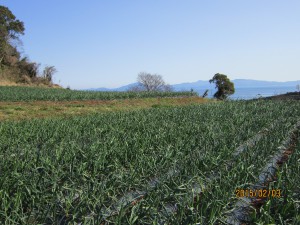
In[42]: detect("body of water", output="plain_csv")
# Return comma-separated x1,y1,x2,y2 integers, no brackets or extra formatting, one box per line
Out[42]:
196,86,298,100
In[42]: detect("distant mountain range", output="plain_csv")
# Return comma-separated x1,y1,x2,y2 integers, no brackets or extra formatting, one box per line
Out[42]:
89,83,139,92
87,79,300,92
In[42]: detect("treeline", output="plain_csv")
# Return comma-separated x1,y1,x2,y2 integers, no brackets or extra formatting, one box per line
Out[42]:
0,5,57,86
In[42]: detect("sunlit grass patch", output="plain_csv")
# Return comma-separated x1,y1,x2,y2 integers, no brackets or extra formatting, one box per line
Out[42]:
0,96,209,121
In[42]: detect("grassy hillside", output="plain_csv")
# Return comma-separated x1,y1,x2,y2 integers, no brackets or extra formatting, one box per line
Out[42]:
0,71,58,87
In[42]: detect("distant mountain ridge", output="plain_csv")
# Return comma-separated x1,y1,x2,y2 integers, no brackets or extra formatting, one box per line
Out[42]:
87,79,300,92
229,79,300,88
88,83,139,92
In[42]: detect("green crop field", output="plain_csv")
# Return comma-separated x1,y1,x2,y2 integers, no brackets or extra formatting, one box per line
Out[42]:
0,86,197,102
0,100,299,224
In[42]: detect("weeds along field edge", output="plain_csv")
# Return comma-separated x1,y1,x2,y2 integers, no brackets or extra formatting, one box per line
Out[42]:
0,100,299,224
0,86,197,101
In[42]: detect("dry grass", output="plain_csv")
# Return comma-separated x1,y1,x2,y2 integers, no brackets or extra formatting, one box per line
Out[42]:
0,69,62,87
0,96,213,121
0,80,62,88
0,80,20,86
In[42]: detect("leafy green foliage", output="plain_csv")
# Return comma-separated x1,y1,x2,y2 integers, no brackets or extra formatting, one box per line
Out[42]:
0,5,24,66
209,73,235,100
0,5,24,41
0,5,56,86
253,137,300,224
0,100,299,224
0,86,197,101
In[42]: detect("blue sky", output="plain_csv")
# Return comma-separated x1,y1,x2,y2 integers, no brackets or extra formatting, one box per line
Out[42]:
2,1,300,89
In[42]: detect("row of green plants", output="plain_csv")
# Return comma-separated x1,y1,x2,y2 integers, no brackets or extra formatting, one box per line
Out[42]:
216,120,300,225
0,100,299,224
256,126,300,225
253,136,300,225
0,86,197,101
115,115,299,225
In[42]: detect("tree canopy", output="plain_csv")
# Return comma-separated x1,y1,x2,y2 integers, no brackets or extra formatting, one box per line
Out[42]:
209,73,235,100
0,5,24,62
0,5,57,86
0,6,24,41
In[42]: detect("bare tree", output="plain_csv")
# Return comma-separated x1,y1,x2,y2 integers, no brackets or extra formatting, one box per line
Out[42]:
43,66,57,82
137,72,166,91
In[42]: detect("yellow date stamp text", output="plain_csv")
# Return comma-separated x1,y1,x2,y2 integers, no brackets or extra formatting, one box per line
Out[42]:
235,189,281,198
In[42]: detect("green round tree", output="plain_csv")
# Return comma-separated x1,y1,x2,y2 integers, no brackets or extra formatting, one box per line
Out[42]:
0,5,25,67
209,73,235,100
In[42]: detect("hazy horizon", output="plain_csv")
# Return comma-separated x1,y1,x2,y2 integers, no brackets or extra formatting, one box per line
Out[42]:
2,1,300,89
90,79,300,91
